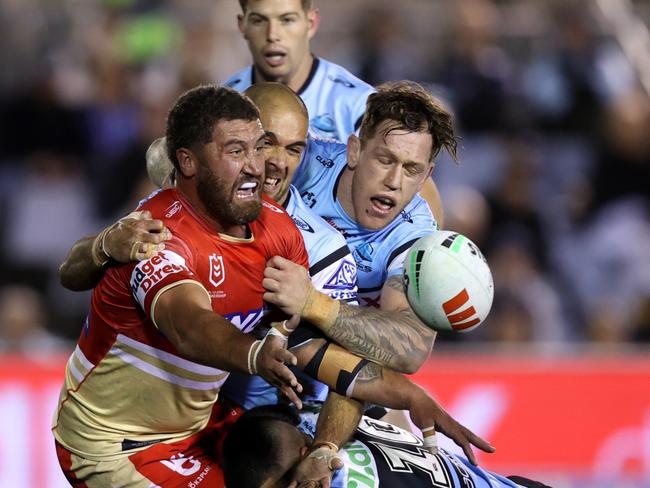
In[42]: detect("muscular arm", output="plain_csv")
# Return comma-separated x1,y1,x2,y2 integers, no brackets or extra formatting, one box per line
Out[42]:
264,257,435,373
421,178,444,229
59,211,171,291
291,338,494,464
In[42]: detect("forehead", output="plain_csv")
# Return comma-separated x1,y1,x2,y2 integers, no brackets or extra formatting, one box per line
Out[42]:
246,0,305,16
212,118,264,144
365,120,434,165
261,106,308,141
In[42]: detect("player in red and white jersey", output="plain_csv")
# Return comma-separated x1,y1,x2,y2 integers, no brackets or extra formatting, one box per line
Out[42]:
52,85,307,488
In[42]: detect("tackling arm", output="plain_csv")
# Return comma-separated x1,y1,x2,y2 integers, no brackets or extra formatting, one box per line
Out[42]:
290,338,494,465
59,211,172,291
264,256,435,373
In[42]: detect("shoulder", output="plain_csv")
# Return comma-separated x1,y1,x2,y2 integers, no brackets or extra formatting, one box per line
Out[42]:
304,136,348,168
318,58,375,96
255,196,300,233
222,67,252,91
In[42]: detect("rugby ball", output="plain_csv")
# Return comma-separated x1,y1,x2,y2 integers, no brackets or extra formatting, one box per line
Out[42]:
402,231,494,332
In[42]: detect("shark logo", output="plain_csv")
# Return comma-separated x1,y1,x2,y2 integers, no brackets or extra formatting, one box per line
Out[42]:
323,260,357,291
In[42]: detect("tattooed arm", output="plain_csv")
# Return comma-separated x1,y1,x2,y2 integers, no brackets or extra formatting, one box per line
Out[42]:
264,257,435,373
290,338,494,464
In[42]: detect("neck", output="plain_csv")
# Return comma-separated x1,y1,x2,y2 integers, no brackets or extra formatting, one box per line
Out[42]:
337,167,355,220
254,54,314,93
176,181,248,239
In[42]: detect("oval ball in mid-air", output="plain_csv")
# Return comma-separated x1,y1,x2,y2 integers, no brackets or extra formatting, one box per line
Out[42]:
402,230,494,333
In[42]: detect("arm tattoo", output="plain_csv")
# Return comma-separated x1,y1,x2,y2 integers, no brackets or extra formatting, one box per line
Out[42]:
326,276,435,372
356,361,384,382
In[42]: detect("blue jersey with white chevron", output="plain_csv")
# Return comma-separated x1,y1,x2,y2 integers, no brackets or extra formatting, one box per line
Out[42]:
222,185,357,409
297,407,529,488
223,57,375,142
293,137,437,307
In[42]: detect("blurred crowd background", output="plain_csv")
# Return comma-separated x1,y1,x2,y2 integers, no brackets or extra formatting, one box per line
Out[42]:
1,0,649,354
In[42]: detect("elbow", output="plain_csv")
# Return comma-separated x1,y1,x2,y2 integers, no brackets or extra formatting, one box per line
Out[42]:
58,263,77,291
397,352,427,375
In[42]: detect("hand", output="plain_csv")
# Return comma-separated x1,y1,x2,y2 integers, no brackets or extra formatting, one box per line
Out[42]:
408,387,495,465
255,316,303,409
104,210,172,262
263,256,314,315
288,446,343,488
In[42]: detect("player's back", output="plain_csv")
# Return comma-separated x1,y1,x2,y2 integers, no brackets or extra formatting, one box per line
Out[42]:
52,189,308,460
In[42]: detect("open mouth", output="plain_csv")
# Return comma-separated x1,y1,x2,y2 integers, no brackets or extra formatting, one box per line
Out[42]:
236,181,259,198
264,50,287,67
370,196,396,215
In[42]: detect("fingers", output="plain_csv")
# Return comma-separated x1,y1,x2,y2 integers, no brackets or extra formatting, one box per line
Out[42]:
285,314,300,332
467,429,496,453
279,384,303,410
262,277,280,292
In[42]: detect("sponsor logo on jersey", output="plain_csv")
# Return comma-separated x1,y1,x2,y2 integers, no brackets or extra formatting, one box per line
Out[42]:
341,440,379,488
315,154,335,168
292,215,315,233
328,74,356,88
160,452,202,476
323,260,357,291
131,251,190,302
400,209,413,223
301,191,317,209
224,307,265,333
442,288,481,331
165,200,183,218
262,200,284,213
311,114,336,134
208,254,225,288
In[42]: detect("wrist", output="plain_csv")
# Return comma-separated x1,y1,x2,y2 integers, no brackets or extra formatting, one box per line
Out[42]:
300,287,340,332
91,226,113,268
311,441,339,453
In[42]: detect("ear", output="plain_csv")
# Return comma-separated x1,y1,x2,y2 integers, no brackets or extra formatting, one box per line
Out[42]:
237,14,246,38
176,148,197,178
306,8,321,40
346,135,361,170
299,445,309,458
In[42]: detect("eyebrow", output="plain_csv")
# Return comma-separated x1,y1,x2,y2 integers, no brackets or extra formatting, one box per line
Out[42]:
265,131,307,150
374,146,427,166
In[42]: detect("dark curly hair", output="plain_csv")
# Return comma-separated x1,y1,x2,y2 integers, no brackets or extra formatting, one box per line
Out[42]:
359,81,458,162
165,84,260,170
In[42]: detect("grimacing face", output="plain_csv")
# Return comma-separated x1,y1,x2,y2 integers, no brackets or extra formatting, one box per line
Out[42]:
195,119,266,228
238,0,318,87
260,105,308,204
347,121,434,230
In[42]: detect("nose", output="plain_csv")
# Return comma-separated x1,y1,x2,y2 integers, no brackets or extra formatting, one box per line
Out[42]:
265,145,288,172
243,148,264,177
384,164,402,191
266,19,280,43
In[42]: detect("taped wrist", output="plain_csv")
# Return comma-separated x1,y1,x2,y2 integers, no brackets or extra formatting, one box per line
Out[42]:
300,287,340,332
303,342,368,397
91,227,112,267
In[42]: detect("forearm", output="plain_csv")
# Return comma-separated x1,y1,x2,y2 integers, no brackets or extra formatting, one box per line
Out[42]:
59,234,105,291
313,392,363,448
325,302,435,373
158,304,255,374
349,362,422,410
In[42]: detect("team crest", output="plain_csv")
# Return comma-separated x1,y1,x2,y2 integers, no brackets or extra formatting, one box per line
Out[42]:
209,254,225,288
323,260,357,290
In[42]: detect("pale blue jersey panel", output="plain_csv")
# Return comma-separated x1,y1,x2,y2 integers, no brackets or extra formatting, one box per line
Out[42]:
296,409,527,488
222,185,358,409
294,136,437,307
223,58,374,142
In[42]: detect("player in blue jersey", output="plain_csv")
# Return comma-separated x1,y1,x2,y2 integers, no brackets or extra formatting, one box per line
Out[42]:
222,404,552,488
226,0,446,227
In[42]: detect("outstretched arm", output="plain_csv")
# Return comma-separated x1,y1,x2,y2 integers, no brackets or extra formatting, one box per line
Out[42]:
290,338,494,465
264,256,435,373
420,178,444,229
59,211,171,291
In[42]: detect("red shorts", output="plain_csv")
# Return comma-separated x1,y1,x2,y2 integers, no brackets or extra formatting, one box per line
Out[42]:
56,399,243,488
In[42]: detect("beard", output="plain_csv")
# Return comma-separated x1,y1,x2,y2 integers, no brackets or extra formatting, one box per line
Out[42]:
196,164,262,226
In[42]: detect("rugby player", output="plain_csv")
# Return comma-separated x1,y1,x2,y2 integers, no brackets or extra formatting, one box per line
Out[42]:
225,0,446,226
52,85,306,487
223,404,552,488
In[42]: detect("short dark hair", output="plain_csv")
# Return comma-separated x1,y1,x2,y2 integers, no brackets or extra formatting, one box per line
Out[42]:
165,84,260,170
222,404,301,488
359,81,458,162
239,0,313,13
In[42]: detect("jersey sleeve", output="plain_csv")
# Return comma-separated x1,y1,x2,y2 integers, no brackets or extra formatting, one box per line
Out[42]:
129,237,206,325
293,137,347,193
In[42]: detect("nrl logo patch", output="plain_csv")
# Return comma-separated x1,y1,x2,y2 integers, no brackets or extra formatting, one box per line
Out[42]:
209,254,225,288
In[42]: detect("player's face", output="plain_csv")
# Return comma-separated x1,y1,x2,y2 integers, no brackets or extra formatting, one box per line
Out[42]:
260,107,308,205
196,119,266,227
260,423,310,488
347,121,434,230
238,0,318,86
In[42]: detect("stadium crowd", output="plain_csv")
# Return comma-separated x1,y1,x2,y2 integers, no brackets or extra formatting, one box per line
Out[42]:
1,0,649,352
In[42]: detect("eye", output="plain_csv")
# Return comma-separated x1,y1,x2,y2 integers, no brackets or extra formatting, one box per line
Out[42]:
405,164,424,176
230,149,243,155
281,16,296,25
249,16,265,26
288,147,304,156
